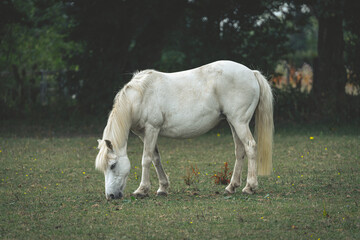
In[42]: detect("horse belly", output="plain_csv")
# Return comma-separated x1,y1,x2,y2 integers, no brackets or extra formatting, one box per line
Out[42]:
159,109,221,138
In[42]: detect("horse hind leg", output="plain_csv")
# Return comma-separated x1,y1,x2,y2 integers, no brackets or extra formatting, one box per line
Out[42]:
229,122,258,194
153,146,170,196
225,123,245,194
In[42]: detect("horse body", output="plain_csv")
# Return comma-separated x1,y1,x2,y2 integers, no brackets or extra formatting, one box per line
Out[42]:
131,61,259,139
96,60,273,199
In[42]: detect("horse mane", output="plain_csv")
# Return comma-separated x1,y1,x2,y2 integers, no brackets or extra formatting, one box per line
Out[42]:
95,70,155,171
128,70,156,94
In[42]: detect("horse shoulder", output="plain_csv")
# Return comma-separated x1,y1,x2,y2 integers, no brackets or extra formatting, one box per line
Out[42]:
130,74,167,130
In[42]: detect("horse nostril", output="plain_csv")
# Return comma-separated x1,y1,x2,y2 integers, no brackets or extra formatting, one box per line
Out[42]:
109,194,115,199
118,192,123,198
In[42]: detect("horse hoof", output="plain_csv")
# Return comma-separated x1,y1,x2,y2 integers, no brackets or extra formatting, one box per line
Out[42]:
131,192,149,199
156,191,168,197
242,187,255,195
224,189,234,195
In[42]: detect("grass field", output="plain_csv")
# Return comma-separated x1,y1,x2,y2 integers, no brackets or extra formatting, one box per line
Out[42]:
1,122,359,239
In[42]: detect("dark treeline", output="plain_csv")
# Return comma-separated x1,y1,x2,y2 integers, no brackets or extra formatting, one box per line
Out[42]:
1,0,359,122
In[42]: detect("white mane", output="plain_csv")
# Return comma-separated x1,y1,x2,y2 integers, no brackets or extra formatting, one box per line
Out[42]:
95,70,155,171
128,70,156,94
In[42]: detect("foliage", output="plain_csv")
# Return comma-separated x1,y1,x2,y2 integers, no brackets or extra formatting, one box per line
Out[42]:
1,125,359,239
183,165,200,187
343,0,360,85
66,0,187,114
273,86,313,122
160,0,290,71
285,16,318,66
0,0,360,122
0,0,82,117
273,85,360,123
211,162,232,185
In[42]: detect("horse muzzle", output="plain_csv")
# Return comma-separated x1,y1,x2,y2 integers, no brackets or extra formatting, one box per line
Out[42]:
106,191,123,200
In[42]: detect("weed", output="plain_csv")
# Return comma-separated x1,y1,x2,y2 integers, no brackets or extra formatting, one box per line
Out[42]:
183,165,200,187
323,200,330,218
211,162,232,185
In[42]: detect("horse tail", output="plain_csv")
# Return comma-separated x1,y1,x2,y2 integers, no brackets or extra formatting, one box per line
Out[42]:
253,71,274,176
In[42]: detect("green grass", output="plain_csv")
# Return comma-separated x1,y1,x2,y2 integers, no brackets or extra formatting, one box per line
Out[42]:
1,123,359,239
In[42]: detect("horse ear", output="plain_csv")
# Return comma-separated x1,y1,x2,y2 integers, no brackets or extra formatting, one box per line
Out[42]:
97,139,102,149
105,139,113,151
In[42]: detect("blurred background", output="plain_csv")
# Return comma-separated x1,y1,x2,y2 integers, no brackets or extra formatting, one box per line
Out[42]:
1,0,359,126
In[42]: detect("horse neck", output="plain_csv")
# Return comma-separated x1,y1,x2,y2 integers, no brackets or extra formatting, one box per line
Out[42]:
116,142,128,157
103,95,132,157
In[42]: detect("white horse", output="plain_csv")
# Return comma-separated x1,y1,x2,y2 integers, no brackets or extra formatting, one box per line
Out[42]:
95,60,273,199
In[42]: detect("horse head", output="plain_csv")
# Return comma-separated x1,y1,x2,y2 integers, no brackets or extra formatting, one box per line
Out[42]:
96,139,130,199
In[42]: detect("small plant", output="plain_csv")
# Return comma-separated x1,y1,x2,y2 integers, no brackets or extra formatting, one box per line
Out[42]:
211,162,232,185
183,165,200,186
323,200,330,218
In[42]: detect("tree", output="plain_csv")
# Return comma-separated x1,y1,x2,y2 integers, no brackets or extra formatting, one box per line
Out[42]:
66,0,297,115
66,0,186,114
157,0,291,72
311,0,347,116
343,0,360,87
0,0,80,116
2,0,358,120
291,0,360,119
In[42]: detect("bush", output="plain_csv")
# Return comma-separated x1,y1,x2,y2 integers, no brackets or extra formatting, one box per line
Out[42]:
273,86,314,122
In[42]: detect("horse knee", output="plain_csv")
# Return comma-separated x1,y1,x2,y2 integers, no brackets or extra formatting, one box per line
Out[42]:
245,140,256,157
247,139,256,149
142,156,152,168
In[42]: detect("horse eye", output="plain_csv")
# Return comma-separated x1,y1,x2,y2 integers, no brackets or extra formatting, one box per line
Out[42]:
110,162,117,170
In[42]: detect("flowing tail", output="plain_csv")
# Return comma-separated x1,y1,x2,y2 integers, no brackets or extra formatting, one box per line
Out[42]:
253,71,274,176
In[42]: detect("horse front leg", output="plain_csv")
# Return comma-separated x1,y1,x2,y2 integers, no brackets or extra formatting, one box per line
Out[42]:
133,126,159,198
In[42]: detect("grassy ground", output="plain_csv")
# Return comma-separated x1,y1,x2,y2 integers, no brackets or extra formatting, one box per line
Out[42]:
1,122,359,239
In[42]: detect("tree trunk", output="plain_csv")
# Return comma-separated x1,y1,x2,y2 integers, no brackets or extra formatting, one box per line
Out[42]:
313,0,347,118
